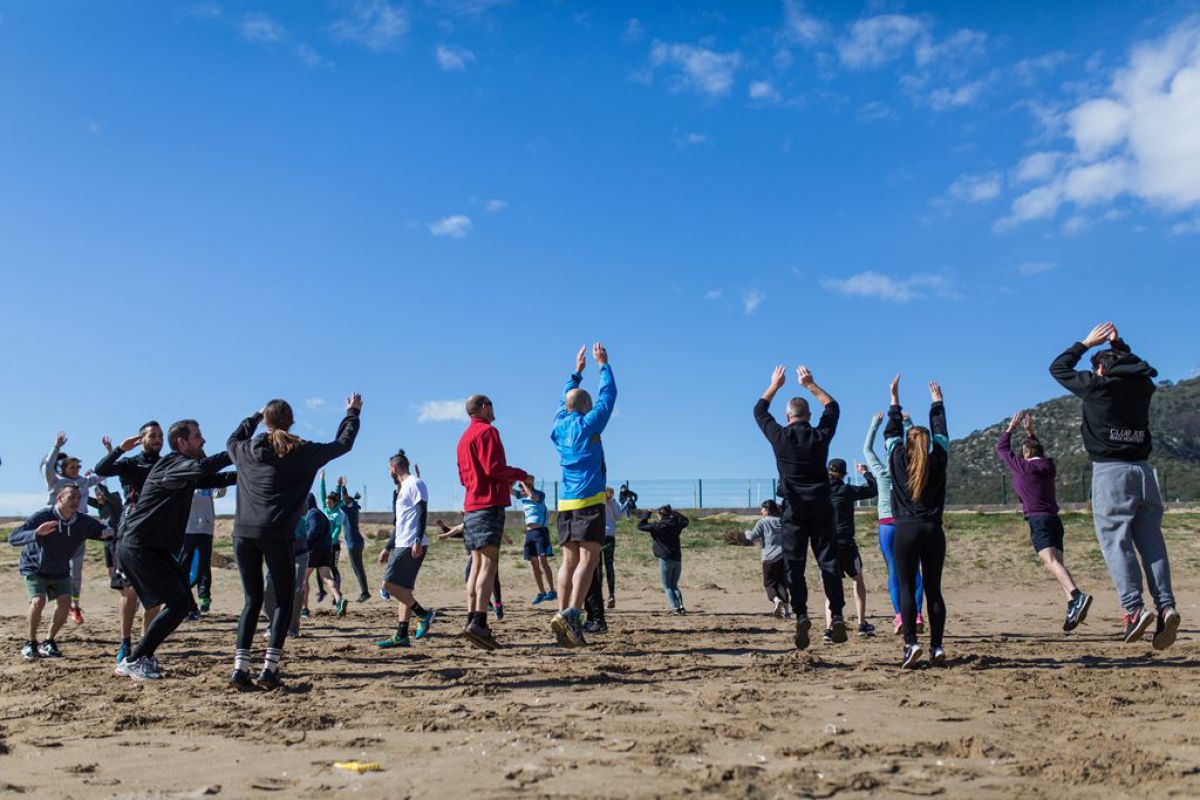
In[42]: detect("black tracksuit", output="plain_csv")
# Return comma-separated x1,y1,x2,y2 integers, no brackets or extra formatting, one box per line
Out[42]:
226,409,360,654
829,473,877,577
118,451,237,661
886,402,949,648
94,449,159,586
754,397,844,618
1049,339,1157,462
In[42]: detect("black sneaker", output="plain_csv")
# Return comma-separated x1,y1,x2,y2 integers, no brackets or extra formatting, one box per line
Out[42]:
21,641,37,661
829,616,848,644
465,620,498,651
255,669,283,691
794,616,812,650
1152,608,1181,651
1063,592,1093,632
356,593,371,603
930,646,946,666
858,622,876,637
583,619,608,634
900,643,923,670
1123,607,1154,643
38,640,63,658
821,628,834,645
300,607,310,618
229,669,257,692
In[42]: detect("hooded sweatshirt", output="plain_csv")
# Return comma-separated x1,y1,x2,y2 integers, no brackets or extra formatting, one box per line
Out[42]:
1049,338,1157,462
885,402,949,524
226,409,360,541
10,507,111,577
636,510,689,561
995,431,1059,517
301,494,329,555
829,473,878,545
551,365,617,510
119,451,237,553
337,484,364,549
41,445,103,509
863,414,912,521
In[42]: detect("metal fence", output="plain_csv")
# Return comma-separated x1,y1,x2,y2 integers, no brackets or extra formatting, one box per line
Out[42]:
540,478,878,511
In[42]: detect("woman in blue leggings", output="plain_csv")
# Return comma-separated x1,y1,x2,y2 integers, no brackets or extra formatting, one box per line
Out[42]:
865,412,923,635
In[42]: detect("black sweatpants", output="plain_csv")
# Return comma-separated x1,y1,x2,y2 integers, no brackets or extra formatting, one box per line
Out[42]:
330,544,342,591
179,533,214,600
585,562,606,623
894,519,946,648
780,500,844,618
347,545,369,597
601,537,616,599
120,543,191,662
234,536,296,651
762,557,789,604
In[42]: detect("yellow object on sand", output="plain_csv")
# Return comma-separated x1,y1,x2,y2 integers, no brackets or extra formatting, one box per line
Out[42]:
334,761,382,774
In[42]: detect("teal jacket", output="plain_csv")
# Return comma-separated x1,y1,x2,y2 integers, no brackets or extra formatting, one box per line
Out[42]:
551,364,617,510
862,413,911,521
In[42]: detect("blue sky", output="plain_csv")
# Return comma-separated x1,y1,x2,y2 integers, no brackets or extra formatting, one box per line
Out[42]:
1,1,1198,513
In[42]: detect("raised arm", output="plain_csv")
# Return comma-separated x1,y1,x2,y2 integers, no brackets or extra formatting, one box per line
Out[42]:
755,366,787,440
862,414,887,476
581,344,616,435
312,394,363,466
160,452,235,490
796,366,834,409
995,413,1024,473
1050,322,1115,397
928,382,948,451
852,465,878,500
41,433,66,488
226,411,263,457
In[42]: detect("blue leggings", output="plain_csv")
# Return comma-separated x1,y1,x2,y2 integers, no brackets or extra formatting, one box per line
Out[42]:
658,558,683,610
879,523,923,615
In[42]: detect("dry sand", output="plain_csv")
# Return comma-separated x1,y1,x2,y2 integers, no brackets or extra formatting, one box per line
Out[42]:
0,511,1197,799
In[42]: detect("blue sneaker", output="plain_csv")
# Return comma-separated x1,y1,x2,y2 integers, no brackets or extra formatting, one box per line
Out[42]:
414,609,437,639
379,586,391,601
532,592,547,605
544,591,558,603
377,634,410,649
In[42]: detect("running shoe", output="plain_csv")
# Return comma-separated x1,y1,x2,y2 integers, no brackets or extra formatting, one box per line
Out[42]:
21,641,37,661
858,622,876,637
301,607,311,618
414,609,437,639
38,640,63,658
494,602,505,620
199,597,212,614
69,604,84,625
583,619,608,634
356,593,371,604
678,607,688,616
379,586,391,601
783,607,793,619
822,628,834,645
532,592,547,605
186,610,201,622
550,612,573,647
916,614,926,634
115,657,154,681
335,598,348,617
570,612,589,647
1063,592,1093,632
900,643,923,670
1123,607,1154,643
144,656,162,679
607,596,615,609
116,640,130,665
794,616,812,650
229,669,256,692
893,614,903,636
255,669,283,691
464,620,498,651
930,646,946,666
544,590,558,602
377,634,411,648
773,598,784,618
1152,607,1181,651
829,616,848,644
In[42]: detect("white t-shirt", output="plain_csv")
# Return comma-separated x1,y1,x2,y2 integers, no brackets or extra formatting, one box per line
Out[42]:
393,475,429,549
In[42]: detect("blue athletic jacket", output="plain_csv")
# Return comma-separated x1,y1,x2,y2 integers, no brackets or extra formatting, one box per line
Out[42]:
551,364,616,510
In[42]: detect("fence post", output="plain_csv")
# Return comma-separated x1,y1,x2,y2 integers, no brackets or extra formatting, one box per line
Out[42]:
554,481,559,511
772,477,776,498
747,483,751,508
1001,476,1007,506
698,479,703,509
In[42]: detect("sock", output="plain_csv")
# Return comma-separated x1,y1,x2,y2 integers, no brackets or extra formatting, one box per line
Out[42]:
397,621,409,639
411,602,427,618
263,647,283,674
120,637,131,649
234,648,251,673
1070,589,1081,600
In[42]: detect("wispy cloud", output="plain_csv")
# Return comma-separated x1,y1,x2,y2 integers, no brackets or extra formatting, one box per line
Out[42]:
0,493,53,516
742,288,765,315
749,80,782,103
238,12,284,44
188,2,222,19
705,289,723,300
429,214,472,238
621,18,644,44
647,40,742,98
435,42,476,71
821,271,958,304
417,399,468,423
330,0,408,51
483,198,507,213
1171,217,1200,235
305,397,327,410
837,15,928,70
1016,260,1059,276
783,0,828,46
946,171,1002,203
423,0,510,18
674,131,709,147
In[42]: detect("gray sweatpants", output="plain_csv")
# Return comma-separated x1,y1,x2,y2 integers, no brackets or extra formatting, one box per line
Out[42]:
265,552,310,637
1091,461,1174,613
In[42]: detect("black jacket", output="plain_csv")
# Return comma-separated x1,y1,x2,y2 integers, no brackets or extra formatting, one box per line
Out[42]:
10,508,111,577
829,473,877,544
119,451,236,553
754,398,840,503
88,484,124,530
302,494,329,554
94,449,160,509
1049,339,1157,462
886,402,949,524
637,511,689,561
227,409,360,541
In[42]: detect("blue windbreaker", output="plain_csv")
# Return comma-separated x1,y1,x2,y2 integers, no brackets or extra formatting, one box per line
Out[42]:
551,364,616,510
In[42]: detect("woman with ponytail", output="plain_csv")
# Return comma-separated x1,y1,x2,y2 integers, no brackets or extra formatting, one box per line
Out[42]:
884,375,949,670
225,393,362,690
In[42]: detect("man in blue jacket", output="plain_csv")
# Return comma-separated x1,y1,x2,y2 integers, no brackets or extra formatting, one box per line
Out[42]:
549,342,617,648
10,484,113,660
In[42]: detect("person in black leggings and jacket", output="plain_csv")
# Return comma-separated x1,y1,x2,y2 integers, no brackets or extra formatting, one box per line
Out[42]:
226,393,362,691
884,375,949,670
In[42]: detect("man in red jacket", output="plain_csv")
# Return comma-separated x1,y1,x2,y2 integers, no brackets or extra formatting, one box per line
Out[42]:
457,394,532,649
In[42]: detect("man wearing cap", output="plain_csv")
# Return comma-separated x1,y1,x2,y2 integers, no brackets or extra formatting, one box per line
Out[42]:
827,458,878,640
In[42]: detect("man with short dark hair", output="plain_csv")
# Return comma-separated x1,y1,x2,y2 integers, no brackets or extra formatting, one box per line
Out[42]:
115,419,237,680
377,451,436,648
755,364,845,650
1050,322,1179,649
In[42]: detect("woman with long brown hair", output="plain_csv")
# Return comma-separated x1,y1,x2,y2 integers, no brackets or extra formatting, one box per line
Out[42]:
226,393,362,690
884,375,949,670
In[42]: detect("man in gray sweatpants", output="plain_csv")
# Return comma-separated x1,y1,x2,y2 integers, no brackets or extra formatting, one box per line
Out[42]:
1050,322,1179,650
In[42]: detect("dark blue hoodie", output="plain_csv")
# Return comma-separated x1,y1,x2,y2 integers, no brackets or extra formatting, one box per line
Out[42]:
10,507,110,577
303,493,331,555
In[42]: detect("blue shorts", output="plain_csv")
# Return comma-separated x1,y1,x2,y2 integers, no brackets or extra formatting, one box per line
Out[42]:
523,527,553,560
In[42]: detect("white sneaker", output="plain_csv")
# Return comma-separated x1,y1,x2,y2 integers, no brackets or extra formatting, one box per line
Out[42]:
144,656,162,679
773,598,784,618
114,657,155,681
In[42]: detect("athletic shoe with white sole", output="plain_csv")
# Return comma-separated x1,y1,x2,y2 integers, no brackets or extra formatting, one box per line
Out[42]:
1063,592,1092,632
550,612,572,647
901,643,923,670
1123,607,1155,643
38,640,63,658
773,598,784,618
1152,608,1181,651
21,641,37,661
115,657,155,681
930,646,946,666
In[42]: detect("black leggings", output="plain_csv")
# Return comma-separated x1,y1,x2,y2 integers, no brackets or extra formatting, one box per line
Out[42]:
602,538,616,598
585,562,605,622
894,520,946,648
347,545,369,597
234,537,296,651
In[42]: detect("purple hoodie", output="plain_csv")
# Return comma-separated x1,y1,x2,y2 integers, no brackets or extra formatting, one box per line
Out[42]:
996,431,1059,518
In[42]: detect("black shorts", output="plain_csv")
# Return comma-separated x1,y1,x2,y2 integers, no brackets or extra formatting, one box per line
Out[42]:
523,527,553,560
117,543,189,610
105,541,133,590
837,542,862,579
556,504,606,546
1028,514,1065,553
463,507,505,551
383,547,425,590
309,548,335,570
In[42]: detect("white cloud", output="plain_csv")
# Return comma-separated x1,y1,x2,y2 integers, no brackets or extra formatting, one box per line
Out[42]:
1171,217,1200,234
305,397,327,410
1061,215,1091,236
86,121,102,135
417,400,468,423
483,198,507,213
821,271,957,304
742,288,765,315
293,43,326,68
856,101,893,121
423,0,509,18
1014,51,1071,84
188,2,222,19
1000,18,1200,230
783,0,828,46
1013,151,1063,183
330,0,408,51
435,42,475,71
915,28,987,70
648,40,742,98
749,80,782,103
429,215,472,238
674,131,709,146
926,79,986,110
705,289,723,300
837,14,928,70
1016,260,1059,276
621,18,644,44
946,171,1002,203
238,13,284,43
